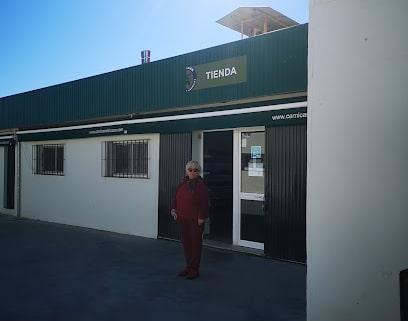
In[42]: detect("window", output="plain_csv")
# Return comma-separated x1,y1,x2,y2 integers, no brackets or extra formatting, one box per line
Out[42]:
102,140,149,178
32,144,64,176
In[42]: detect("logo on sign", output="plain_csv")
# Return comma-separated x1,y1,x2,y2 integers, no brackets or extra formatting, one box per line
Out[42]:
185,67,197,92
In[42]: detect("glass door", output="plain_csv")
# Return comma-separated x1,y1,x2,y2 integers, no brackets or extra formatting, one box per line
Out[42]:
238,130,265,250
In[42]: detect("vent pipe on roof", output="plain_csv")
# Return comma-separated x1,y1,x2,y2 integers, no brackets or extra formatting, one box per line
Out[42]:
141,50,151,64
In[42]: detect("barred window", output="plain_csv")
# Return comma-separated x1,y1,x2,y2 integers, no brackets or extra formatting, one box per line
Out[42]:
102,140,149,178
32,144,64,176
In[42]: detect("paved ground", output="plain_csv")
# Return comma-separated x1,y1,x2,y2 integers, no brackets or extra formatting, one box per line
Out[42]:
0,214,306,321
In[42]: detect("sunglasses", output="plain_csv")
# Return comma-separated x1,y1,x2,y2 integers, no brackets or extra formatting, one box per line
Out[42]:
187,168,199,173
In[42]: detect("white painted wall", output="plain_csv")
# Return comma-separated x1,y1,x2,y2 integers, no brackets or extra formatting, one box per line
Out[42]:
307,1,408,320
20,134,160,238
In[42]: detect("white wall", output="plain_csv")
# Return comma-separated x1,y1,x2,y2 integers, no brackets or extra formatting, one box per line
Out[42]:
307,1,408,320
20,134,160,238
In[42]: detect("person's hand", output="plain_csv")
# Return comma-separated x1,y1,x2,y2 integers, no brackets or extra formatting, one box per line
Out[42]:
198,218,205,226
171,209,177,220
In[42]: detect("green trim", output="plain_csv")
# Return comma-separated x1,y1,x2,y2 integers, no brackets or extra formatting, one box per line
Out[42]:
18,107,306,142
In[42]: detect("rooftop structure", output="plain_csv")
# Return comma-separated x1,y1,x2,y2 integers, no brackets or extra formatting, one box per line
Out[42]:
217,7,298,39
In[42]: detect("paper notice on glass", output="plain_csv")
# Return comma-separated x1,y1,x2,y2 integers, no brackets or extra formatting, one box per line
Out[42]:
251,146,261,159
248,162,264,177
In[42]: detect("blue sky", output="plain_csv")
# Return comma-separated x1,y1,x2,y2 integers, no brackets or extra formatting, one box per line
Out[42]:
0,0,308,98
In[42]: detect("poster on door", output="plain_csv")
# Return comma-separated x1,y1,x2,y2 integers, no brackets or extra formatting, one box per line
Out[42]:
249,146,263,177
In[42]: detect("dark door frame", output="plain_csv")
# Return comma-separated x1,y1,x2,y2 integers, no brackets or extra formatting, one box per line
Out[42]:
3,141,15,209
202,130,233,244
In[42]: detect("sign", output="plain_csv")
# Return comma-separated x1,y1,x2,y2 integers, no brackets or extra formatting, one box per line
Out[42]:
251,146,261,159
186,56,247,92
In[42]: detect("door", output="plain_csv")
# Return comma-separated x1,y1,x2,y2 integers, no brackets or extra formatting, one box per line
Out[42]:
203,131,233,243
3,142,15,209
238,130,265,250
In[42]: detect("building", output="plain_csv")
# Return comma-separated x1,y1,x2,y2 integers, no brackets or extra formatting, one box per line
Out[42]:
1,2,407,319
0,14,308,263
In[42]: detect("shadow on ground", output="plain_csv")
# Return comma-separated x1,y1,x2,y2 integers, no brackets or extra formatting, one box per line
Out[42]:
0,214,306,321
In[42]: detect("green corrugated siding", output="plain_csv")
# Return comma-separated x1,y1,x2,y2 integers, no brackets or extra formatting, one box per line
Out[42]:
0,24,307,131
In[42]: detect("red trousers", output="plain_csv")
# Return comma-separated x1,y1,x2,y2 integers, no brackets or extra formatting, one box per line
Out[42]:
178,219,204,273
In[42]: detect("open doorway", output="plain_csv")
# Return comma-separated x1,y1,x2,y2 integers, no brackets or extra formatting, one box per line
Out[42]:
203,131,233,244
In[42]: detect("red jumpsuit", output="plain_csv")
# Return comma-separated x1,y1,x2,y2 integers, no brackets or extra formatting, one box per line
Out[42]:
171,177,209,276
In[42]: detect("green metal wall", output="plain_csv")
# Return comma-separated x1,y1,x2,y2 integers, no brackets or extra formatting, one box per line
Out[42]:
264,124,307,263
158,132,192,240
0,24,307,131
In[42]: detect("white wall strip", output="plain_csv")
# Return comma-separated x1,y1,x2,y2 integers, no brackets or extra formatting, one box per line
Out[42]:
0,135,13,140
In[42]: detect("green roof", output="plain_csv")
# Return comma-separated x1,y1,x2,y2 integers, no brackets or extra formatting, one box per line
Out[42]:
0,24,307,131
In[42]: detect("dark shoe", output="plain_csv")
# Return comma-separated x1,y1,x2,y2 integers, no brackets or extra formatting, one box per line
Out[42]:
178,269,189,277
186,271,199,280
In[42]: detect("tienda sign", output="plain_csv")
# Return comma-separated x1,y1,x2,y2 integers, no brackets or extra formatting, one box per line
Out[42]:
186,56,247,92
205,67,237,79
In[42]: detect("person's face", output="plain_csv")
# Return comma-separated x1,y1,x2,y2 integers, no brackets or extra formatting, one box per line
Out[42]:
186,166,199,179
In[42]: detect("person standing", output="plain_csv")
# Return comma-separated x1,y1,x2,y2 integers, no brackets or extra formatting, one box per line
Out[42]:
170,160,209,280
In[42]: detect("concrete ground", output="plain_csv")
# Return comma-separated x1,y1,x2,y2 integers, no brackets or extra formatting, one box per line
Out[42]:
0,214,306,321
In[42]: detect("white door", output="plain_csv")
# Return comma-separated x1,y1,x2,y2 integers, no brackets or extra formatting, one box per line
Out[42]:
234,128,265,250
